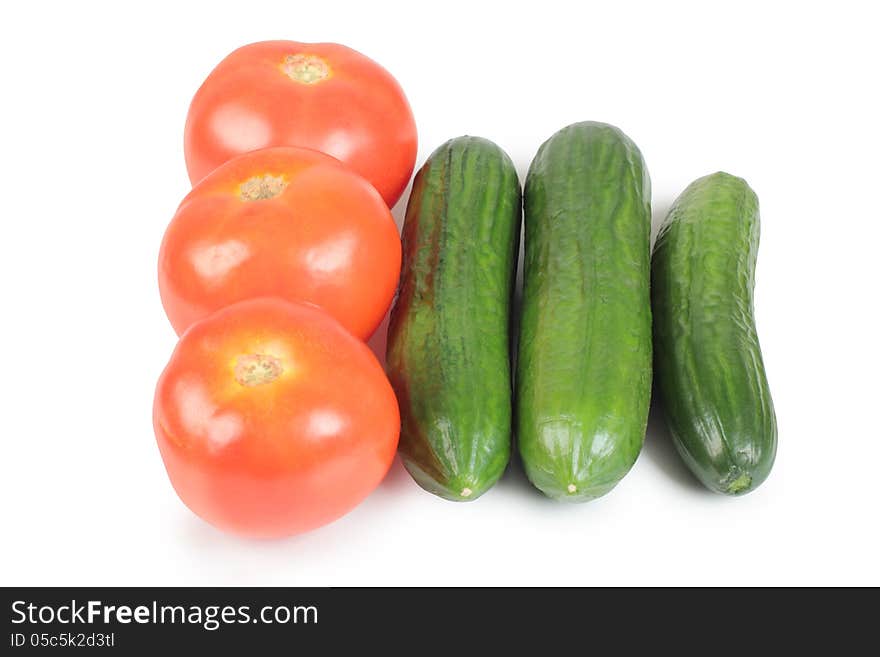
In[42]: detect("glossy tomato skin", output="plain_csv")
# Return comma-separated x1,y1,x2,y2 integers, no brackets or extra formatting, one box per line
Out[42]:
153,298,400,538
159,146,401,340
185,40,417,207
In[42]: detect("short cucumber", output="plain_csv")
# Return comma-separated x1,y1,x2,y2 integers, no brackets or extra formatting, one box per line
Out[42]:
652,172,777,495
386,136,521,501
516,121,653,501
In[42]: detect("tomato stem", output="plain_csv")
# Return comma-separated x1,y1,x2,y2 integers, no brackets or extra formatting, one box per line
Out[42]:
234,354,283,386
281,54,331,84
239,174,288,201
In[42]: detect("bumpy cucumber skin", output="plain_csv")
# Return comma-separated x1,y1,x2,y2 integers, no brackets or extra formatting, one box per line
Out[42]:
386,136,521,501
516,122,653,502
652,172,777,495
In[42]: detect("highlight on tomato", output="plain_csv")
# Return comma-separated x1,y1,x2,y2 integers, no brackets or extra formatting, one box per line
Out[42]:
184,40,418,207
158,146,401,340
153,298,401,538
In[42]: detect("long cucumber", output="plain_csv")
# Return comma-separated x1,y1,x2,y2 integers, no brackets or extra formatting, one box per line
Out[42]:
387,136,521,501
652,172,777,494
516,121,653,501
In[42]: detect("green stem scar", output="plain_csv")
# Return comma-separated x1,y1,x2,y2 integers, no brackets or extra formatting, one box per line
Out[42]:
235,354,283,387
282,54,331,84
727,473,752,494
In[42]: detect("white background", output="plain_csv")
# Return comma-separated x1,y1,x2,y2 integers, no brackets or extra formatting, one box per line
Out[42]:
1,0,877,586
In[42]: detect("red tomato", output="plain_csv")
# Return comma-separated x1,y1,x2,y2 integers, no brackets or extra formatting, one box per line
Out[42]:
184,40,417,207
153,298,400,538
158,146,401,340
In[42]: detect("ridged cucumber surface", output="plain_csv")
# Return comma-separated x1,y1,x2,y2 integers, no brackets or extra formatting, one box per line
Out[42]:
652,172,777,495
386,136,521,501
516,121,653,502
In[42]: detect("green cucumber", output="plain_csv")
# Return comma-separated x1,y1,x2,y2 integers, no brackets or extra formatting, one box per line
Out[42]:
516,121,653,501
386,136,521,501
652,172,777,495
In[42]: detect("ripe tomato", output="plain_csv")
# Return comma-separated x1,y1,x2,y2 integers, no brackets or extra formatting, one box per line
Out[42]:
158,146,401,340
184,40,417,207
153,298,400,538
